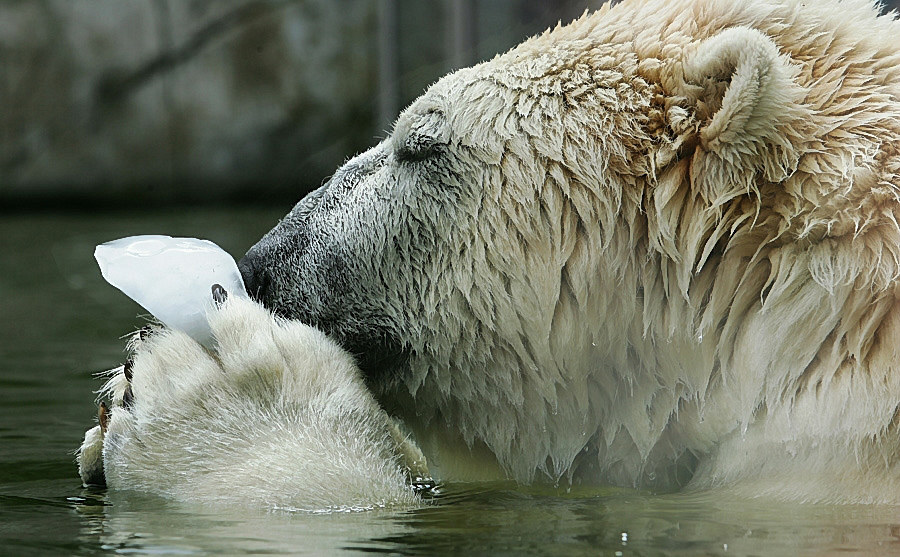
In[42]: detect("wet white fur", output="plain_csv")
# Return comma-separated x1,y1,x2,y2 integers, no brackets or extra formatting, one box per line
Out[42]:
78,297,424,512
302,0,900,502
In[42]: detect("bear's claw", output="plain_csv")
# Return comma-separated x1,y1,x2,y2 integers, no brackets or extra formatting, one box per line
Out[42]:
122,384,134,409
98,401,109,433
138,325,153,342
211,283,228,306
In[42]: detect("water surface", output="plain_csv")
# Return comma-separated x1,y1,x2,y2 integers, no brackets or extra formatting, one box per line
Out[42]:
1,209,898,555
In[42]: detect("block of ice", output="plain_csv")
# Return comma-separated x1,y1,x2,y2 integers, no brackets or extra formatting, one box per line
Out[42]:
95,235,248,346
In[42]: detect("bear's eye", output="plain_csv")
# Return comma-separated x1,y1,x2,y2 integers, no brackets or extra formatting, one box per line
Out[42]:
396,133,441,164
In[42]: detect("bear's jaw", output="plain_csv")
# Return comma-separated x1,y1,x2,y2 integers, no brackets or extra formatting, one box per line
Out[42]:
342,330,411,390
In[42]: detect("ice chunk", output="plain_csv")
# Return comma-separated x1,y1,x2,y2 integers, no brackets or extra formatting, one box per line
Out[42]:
95,235,248,346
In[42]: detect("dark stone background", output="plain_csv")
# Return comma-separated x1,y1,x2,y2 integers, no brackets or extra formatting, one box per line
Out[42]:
1,0,898,209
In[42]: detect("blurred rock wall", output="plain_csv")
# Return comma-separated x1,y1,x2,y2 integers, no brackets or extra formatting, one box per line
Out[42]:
1,0,897,208
1,0,378,206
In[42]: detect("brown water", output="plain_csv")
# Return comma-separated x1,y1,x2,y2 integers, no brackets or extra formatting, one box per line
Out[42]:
1,208,898,555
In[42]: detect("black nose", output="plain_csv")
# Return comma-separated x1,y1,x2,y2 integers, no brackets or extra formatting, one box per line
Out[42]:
238,251,269,301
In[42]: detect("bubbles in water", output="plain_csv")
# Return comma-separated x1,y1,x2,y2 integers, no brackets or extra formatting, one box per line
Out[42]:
95,235,248,346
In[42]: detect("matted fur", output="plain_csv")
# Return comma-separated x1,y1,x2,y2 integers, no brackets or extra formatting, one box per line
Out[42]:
194,0,900,503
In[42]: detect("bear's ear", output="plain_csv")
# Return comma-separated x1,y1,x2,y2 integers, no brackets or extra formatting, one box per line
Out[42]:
670,27,808,206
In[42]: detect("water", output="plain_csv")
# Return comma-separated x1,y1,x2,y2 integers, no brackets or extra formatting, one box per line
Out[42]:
1,208,899,555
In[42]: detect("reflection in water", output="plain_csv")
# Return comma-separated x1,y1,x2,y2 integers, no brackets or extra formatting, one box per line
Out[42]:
70,488,418,555
366,484,900,555
63,482,900,555
2,209,900,555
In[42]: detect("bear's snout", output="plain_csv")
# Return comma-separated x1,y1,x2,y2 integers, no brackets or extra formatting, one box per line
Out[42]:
238,249,270,303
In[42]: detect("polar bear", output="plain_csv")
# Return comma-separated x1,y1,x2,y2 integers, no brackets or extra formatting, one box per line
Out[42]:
77,295,429,511
236,0,900,503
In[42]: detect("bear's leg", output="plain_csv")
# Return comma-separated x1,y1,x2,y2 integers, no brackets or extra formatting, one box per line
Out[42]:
79,297,426,510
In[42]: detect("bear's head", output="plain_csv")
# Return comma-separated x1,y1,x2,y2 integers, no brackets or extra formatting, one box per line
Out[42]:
239,0,900,484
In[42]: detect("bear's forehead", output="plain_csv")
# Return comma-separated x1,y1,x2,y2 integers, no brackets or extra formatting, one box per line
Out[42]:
411,47,639,112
